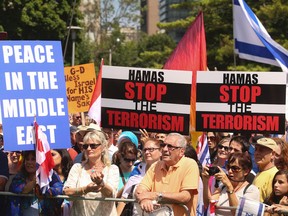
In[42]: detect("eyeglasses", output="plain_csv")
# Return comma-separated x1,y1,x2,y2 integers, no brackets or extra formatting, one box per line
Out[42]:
75,116,81,119
82,143,101,150
207,136,216,141
123,157,136,163
160,143,182,151
218,144,229,151
226,165,242,172
143,147,160,153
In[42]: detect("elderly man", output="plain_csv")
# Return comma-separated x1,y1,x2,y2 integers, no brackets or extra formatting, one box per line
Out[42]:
253,137,278,202
135,133,199,216
71,112,82,127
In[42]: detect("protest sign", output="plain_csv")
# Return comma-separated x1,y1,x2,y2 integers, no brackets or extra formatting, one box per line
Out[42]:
101,66,192,134
65,63,96,113
0,41,70,151
196,71,286,133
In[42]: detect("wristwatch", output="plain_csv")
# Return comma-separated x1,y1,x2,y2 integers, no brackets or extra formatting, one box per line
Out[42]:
226,189,234,194
157,192,163,203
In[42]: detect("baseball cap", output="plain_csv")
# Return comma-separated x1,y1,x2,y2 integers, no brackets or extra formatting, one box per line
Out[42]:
251,135,265,144
87,123,101,131
256,137,277,151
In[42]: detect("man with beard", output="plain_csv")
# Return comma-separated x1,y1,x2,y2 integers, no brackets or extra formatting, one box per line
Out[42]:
135,133,199,216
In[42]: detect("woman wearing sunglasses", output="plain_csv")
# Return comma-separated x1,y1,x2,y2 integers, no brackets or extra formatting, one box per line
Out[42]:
213,137,231,169
203,137,231,196
112,131,139,198
63,131,120,216
207,132,225,163
202,152,260,216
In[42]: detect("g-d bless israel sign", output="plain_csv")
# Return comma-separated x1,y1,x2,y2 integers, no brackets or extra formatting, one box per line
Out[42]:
101,66,192,134
196,71,286,134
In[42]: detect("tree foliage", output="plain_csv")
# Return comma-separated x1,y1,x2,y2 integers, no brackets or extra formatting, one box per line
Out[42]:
0,0,82,40
101,0,140,31
132,33,176,69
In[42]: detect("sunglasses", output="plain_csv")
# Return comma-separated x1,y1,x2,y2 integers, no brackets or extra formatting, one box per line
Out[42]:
143,147,160,153
75,116,81,119
123,157,136,163
160,143,182,151
226,165,242,172
218,144,229,151
207,136,216,141
82,143,101,150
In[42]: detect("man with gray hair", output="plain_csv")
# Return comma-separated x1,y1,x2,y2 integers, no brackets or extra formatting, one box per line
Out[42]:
253,137,279,202
135,133,199,216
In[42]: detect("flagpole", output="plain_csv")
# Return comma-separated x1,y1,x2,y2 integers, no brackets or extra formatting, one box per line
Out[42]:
232,0,237,71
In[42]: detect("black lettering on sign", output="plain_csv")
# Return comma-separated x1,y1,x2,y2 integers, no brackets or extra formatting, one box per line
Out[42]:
223,73,258,84
128,69,164,82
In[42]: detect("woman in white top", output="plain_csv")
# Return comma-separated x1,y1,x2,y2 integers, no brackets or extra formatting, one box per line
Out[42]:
203,152,260,216
63,131,119,216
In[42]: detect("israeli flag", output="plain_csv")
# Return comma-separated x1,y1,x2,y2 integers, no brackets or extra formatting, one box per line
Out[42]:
233,0,288,73
236,197,265,216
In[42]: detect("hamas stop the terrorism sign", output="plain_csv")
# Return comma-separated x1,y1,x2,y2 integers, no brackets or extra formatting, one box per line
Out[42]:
196,71,286,134
101,66,192,134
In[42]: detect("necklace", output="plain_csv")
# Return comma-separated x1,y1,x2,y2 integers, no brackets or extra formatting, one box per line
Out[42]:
91,163,105,173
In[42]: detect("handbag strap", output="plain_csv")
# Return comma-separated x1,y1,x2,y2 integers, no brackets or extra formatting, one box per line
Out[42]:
243,183,252,194
127,184,136,199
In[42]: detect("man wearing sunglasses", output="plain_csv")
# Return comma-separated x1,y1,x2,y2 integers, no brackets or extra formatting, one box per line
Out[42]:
135,133,199,216
71,112,82,127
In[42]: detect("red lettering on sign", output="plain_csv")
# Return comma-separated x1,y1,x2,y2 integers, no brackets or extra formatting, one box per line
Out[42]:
125,82,135,99
219,85,261,103
219,85,229,102
124,82,167,101
105,110,185,132
201,113,279,132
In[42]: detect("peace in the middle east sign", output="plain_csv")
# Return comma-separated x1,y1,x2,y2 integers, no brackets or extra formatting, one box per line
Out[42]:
101,66,192,134
196,71,286,134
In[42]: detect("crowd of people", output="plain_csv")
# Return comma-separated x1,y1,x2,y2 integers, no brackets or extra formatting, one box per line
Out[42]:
0,113,287,216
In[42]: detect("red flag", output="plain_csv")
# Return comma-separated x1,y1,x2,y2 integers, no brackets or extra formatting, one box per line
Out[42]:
88,59,104,125
34,121,55,193
163,11,207,131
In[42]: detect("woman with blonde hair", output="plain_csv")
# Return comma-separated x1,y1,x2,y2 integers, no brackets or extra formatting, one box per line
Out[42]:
63,131,119,216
